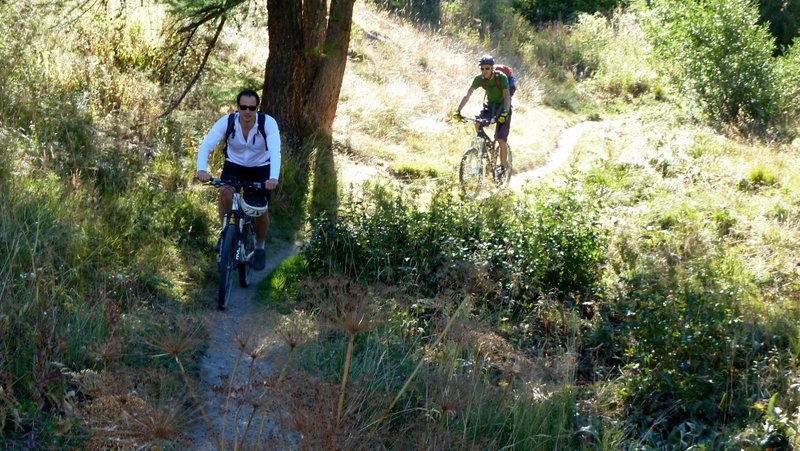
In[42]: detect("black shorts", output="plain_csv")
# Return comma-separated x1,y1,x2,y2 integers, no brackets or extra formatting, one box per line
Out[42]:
478,104,511,141
221,160,272,205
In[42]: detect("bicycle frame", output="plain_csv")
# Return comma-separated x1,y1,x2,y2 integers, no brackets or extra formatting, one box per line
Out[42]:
457,116,512,197
207,178,265,309
214,183,255,265
473,122,498,165
221,190,253,264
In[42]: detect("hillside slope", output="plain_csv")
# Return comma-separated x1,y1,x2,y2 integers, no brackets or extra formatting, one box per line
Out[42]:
332,5,577,189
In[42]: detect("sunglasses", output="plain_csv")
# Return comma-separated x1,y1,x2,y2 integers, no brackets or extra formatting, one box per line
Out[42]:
480,67,493,71
239,104,258,111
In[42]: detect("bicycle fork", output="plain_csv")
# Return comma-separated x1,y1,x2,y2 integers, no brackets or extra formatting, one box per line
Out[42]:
219,197,241,265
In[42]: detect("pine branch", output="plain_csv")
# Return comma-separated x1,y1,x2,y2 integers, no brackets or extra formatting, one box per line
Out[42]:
159,13,227,118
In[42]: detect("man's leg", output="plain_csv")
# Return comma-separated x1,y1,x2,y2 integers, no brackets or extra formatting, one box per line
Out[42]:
255,213,269,245
218,186,235,220
496,110,511,169
249,213,269,270
498,139,508,167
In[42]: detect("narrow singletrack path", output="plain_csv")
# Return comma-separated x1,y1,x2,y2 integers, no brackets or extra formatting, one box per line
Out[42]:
509,120,596,190
184,119,597,448
186,240,299,450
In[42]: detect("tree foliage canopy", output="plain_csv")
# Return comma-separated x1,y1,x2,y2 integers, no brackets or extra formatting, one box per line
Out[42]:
757,0,800,53
511,0,626,23
638,0,792,125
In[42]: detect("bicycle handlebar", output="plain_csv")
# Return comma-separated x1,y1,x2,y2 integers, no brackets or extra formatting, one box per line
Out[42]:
206,177,269,191
455,116,496,126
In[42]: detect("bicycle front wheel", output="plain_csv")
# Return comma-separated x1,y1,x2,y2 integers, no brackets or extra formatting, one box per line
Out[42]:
217,225,237,310
459,147,484,198
238,220,255,288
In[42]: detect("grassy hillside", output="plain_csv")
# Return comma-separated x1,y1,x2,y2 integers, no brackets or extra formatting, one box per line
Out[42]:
277,4,800,450
1,0,799,448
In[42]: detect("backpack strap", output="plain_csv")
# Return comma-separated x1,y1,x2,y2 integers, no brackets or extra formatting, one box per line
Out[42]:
481,72,504,91
257,113,267,145
222,113,269,158
223,113,236,158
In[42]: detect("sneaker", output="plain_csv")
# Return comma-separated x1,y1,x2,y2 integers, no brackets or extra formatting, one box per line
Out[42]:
251,249,266,271
494,165,507,183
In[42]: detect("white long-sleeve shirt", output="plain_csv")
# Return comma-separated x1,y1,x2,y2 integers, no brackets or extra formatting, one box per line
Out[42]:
196,112,282,180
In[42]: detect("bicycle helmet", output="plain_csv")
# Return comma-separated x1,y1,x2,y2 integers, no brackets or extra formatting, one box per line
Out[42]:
478,54,495,66
239,188,268,217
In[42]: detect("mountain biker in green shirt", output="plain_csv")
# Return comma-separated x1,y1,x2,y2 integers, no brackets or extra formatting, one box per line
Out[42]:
454,54,512,178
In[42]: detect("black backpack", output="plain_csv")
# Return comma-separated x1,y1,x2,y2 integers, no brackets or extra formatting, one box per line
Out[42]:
223,112,269,157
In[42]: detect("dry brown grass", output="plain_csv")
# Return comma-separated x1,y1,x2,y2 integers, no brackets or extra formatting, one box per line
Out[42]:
334,3,570,191
69,368,191,449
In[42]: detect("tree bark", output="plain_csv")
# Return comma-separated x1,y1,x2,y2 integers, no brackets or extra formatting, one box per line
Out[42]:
262,0,355,220
263,0,306,147
263,0,355,146
302,0,356,137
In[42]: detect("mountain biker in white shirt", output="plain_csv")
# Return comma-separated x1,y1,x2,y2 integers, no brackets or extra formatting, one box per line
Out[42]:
195,89,281,271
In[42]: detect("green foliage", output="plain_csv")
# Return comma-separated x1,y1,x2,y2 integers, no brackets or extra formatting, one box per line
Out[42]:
389,163,440,180
370,0,441,25
303,181,607,306
512,0,625,24
520,10,657,110
270,151,311,240
310,137,339,220
594,222,759,447
0,2,224,444
259,254,309,312
638,0,790,126
527,23,601,81
287,288,593,448
738,165,778,191
757,0,800,53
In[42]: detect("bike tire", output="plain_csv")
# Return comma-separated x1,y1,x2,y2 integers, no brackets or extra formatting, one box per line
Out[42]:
217,225,237,310
459,147,484,198
238,220,255,288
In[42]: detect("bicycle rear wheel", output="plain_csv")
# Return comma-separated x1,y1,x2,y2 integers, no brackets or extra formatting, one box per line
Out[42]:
217,225,237,310
238,220,255,288
459,147,484,198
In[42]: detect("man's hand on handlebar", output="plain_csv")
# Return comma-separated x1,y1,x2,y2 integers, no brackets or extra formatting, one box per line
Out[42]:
497,110,509,124
196,170,211,182
263,178,278,190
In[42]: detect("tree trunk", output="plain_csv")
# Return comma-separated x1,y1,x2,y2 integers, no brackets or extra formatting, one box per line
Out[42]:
262,0,355,221
263,0,306,147
263,0,355,146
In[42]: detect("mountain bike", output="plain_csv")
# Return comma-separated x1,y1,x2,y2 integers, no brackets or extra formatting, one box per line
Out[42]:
207,178,268,310
456,116,513,198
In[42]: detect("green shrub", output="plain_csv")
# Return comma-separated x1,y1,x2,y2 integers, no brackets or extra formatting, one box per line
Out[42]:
738,166,778,191
303,181,607,307
601,251,758,447
512,0,625,24
638,0,787,125
757,0,800,53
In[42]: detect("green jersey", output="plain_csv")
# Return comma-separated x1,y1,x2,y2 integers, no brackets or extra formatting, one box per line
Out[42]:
471,72,509,107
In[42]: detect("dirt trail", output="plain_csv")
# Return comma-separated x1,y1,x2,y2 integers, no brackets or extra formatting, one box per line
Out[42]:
336,120,598,193
184,120,597,448
508,120,596,190
186,240,300,450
